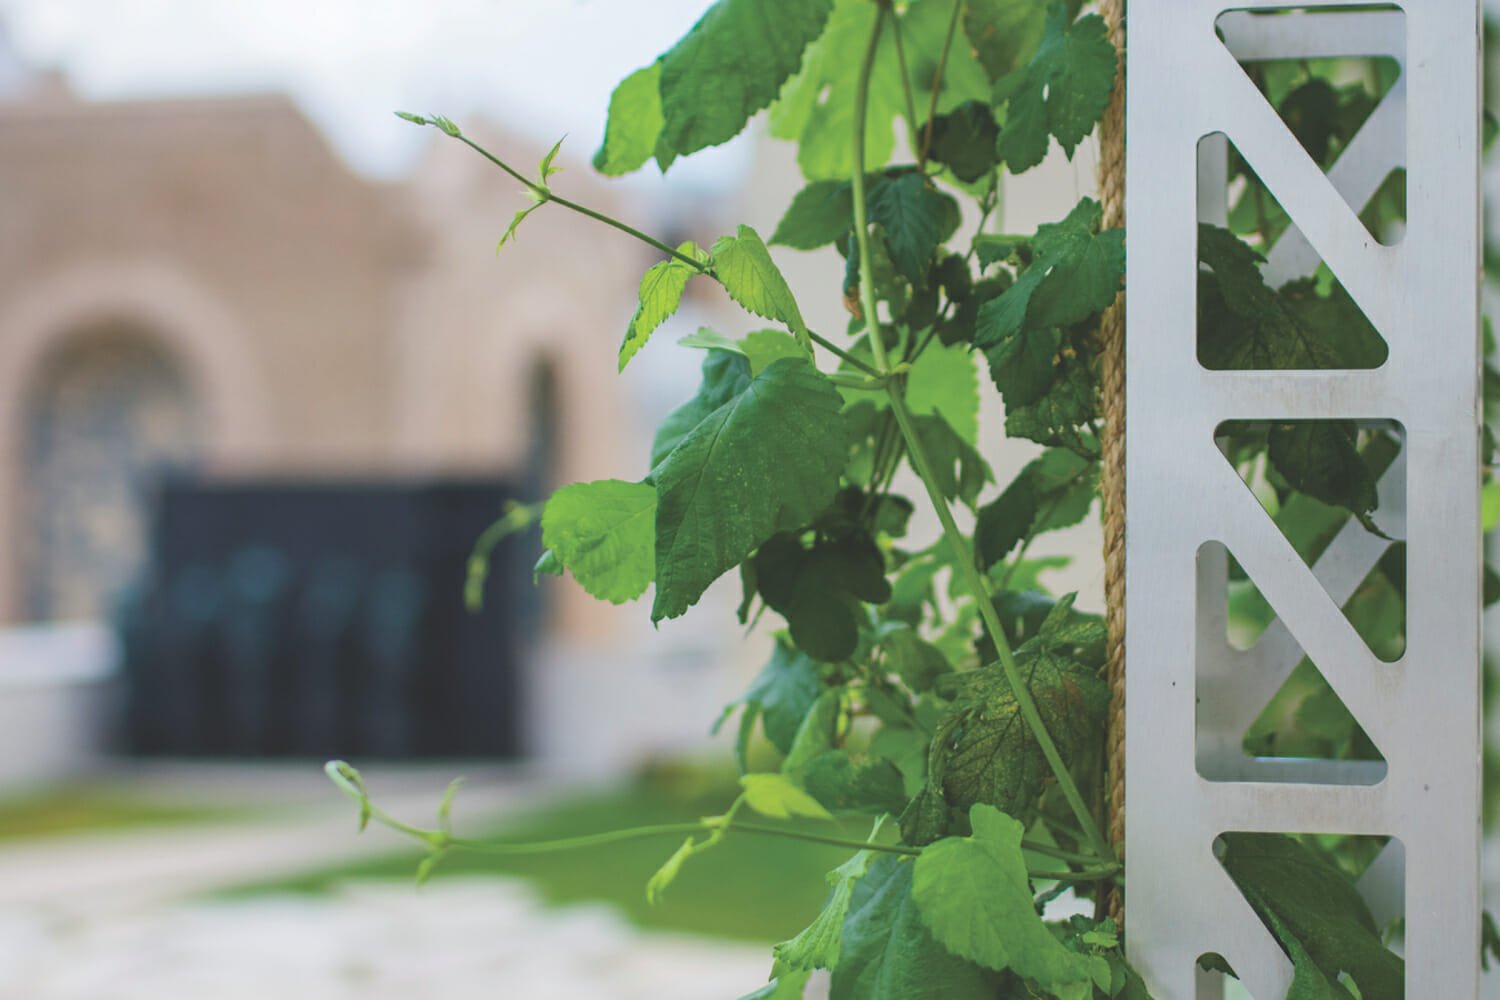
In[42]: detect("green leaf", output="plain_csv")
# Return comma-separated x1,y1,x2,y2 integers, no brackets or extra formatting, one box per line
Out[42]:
975,472,1039,570
994,5,1117,172
741,329,810,375
649,349,753,470
594,62,665,176
923,101,1001,183
800,750,909,815
712,225,810,340
901,340,982,447
880,626,953,694
773,846,878,975
653,357,846,621
1267,421,1380,525
866,172,962,286
1220,833,1403,1000
677,327,746,354
655,0,834,167
909,414,994,510
723,638,822,766
961,0,1082,82
931,606,1109,817
912,805,1109,996
831,855,1004,1000
754,530,892,662
541,480,656,604
620,243,701,371
740,772,834,820
1004,353,1098,455
1484,482,1500,533
498,202,543,249
537,136,565,181
783,689,842,776
772,180,855,250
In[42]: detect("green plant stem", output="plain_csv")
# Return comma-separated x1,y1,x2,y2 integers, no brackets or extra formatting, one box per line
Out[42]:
448,133,710,274
812,331,883,377
848,0,1113,867
1030,864,1122,883
885,4,922,149
918,0,965,170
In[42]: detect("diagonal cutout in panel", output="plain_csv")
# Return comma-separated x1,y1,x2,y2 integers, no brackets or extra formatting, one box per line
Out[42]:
1215,418,1405,660
1197,137,1391,369
1214,5,1407,246
1209,831,1406,999
1197,420,1403,783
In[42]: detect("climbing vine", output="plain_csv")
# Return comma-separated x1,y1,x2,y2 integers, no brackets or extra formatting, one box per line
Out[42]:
325,2,1498,996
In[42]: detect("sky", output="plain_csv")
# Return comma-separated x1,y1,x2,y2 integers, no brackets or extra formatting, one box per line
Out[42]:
0,0,751,188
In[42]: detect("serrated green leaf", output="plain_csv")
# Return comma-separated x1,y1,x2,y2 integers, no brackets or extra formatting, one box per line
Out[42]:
741,329,810,375
653,357,846,621
646,836,697,904
655,0,834,167
800,750,908,815
541,479,656,604
961,0,1082,82
1026,200,1125,328
741,771,834,820
621,244,701,371
772,180,856,250
712,225,809,340
725,638,823,765
773,846,878,976
650,350,753,470
831,855,1002,1000
909,414,994,509
594,62,665,175
931,626,1109,818
912,805,1108,996
1221,833,1402,1000
923,101,1002,183
755,530,891,662
1004,353,1098,454
1268,421,1379,523
994,5,1117,172
880,626,952,694
866,172,962,286
976,471,1039,570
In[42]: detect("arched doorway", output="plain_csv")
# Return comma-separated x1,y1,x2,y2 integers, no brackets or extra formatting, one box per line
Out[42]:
21,323,204,622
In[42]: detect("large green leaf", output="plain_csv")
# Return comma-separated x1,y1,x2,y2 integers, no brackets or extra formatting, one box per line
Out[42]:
910,414,993,510
754,530,892,662
593,62,664,176
931,596,1109,817
975,472,1040,570
962,0,1083,82
799,750,909,815
650,349,752,470
866,172,962,286
712,225,810,339
1220,833,1403,1000
830,855,1004,1000
653,357,847,621
770,0,989,182
656,0,834,168
771,179,855,250
540,480,656,604
721,638,823,768
619,243,701,371
912,805,1109,998
994,5,1117,172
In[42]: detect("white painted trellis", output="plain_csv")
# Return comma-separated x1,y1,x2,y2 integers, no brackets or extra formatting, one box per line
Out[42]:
1126,3,1481,998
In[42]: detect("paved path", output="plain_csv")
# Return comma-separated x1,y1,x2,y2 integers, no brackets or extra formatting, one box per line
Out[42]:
0,763,778,999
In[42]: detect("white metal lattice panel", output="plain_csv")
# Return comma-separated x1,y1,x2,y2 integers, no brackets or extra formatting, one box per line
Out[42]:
1125,2,1481,997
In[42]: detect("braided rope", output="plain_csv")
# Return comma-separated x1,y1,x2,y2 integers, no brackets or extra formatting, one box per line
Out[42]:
1096,0,1127,926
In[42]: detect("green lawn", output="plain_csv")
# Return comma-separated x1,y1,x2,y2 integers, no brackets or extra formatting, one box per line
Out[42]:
238,766,859,944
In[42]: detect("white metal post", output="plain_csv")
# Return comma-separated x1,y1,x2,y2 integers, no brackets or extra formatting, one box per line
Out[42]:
1126,3,1481,997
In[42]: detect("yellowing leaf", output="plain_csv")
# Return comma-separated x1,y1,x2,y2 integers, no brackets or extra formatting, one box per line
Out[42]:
740,772,834,820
